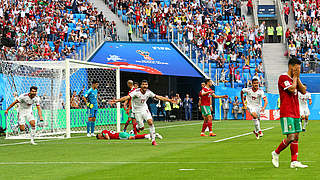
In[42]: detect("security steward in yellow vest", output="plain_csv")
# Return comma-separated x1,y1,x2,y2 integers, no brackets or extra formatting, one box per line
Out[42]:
267,25,274,43
276,24,283,43
164,99,172,122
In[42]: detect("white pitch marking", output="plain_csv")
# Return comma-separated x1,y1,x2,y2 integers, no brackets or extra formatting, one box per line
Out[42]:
179,169,196,171
213,127,274,143
0,160,314,165
0,136,86,147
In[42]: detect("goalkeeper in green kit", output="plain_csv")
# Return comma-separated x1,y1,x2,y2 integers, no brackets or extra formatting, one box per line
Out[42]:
83,80,99,137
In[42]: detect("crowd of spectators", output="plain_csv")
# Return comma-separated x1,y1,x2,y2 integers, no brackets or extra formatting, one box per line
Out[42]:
110,0,265,88
284,0,320,73
1,0,117,61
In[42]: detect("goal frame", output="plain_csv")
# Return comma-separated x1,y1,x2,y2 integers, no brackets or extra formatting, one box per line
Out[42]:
65,59,121,138
2,59,121,139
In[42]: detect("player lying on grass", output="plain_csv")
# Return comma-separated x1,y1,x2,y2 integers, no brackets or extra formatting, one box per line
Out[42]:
271,57,308,168
241,77,268,139
5,86,43,145
96,130,163,140
199,79,228,137
109,80,175,146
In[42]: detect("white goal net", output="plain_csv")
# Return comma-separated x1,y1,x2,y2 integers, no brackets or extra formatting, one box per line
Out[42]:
1,59,120,139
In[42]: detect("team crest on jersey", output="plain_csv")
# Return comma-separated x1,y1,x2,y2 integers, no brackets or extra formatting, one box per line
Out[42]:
136,50,154,60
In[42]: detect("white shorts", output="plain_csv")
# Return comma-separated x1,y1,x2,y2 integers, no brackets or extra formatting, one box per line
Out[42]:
134,110,152,129
18,111,35,125
247,106,261,117
300,106,310,116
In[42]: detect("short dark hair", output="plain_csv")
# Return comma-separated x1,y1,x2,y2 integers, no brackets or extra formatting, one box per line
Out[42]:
134,82,139,85
252,78,259,83
141,80,148,84
30,86,38,92
204,79,211,84
288,57,302,66
96,134,99,139
92,80,99,84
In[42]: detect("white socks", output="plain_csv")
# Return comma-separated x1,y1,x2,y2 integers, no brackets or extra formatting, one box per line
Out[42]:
303,120,308,129
145,134,151,139
30,126,36,141
149,125,155,141
253,119,261,133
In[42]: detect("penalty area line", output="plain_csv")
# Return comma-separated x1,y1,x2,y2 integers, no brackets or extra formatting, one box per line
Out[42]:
213,127,274,143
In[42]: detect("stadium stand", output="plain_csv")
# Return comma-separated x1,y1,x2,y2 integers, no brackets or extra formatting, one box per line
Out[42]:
284,0,320,73
108,0,266,89
1,0,117,61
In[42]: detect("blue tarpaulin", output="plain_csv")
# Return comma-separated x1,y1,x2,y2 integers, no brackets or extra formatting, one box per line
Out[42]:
89,42,203,77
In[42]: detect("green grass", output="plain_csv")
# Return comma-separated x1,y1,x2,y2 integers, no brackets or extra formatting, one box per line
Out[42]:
0,120,319,180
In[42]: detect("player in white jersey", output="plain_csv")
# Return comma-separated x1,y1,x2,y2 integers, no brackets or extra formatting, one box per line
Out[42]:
5,86,44,145
110,80,176,146
298,84,312,132
241,78,268,139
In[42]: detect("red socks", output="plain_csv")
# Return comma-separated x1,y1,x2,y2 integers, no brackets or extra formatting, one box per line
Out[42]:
290,140,298,161
208,121,212,132
124,119,130,129
275,139,288,154
135,134,146,139
201,122,208,133
133,122,137,135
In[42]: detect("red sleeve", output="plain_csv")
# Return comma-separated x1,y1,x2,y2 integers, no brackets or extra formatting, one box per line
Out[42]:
278,75,292,91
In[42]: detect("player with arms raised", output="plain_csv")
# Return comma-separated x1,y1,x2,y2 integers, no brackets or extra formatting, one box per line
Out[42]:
298,84,312,132
110,80,175,145
83,80,99,137
123,80,138,134
271,57,308,168
200,79,228,137
241,77,268,139
96,129,162,140
5,86,43,145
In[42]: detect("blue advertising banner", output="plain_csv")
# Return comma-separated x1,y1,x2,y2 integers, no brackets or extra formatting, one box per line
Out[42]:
300,74,320,93
89,42,203,77
258,5,276,17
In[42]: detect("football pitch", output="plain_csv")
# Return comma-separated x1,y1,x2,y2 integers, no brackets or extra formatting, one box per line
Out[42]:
0,120,319,180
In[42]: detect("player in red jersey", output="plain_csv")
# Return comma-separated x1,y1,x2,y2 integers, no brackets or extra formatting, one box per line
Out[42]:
271,57,308,168
199,79,228,137
198,82,206,119
96,130,163,140
123,80,138,134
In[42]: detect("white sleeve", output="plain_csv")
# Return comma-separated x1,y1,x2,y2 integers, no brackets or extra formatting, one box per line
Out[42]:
129,90,137,98
148,90,156,98
242,88,248,94
35,97,40,106
308,93,312,100
17,95,24,102
260,90,266,98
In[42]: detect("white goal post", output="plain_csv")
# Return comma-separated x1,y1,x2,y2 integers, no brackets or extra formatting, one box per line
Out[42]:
1,59,121,139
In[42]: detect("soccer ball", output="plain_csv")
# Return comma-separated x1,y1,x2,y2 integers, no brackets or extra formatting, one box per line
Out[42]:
129,130,134,134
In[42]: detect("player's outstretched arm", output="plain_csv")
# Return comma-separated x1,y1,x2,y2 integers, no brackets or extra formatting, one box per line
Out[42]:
212,93,228,99
36,105,44,121
240,90,245,104
155,95,176,104
5,99,19,114
262,97,268,112
109,95,131,105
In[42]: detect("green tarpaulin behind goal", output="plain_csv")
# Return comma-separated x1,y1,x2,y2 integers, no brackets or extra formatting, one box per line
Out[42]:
0,108,127,131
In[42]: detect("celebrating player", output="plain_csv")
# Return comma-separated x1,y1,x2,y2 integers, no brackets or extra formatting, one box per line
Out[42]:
271,57,308,168
96,129,162,140
123,80,138,134
199,79,228,137
5,86,43,145
298,84,312,132
241,77,268,139
83,80,99,137
109,80,175,145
